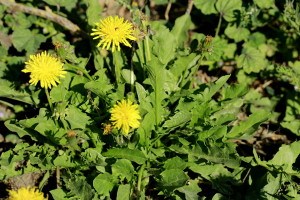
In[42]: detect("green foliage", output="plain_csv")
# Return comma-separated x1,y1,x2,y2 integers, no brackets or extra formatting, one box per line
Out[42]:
0,0,300,199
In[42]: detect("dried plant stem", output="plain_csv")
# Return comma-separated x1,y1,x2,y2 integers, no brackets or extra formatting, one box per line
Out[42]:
0,0,81,34
56,167,61,188
164,0,172,21
186,0,193,15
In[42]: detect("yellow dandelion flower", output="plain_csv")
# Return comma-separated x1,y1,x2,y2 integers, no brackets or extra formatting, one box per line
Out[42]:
110,99,141,135
22,51,66,89
91,16,137,52
8,187,47,200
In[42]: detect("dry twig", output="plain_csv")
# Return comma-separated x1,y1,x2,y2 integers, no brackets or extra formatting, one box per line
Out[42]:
0,0,81,34
164,0,172,21
186,0,193,15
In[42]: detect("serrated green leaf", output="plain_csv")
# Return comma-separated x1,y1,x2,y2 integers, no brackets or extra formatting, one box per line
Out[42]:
4,13,32,30
176,180,201,200
116,184,131,200
146,57,167,125
171,53,199,81
227,111,271,138
216,0,242,21
269,141,300,174
53,153,76,167
50,188,68,200
103,148,147,164
204,37,228,62
237,46,268,73
67,176,95,200
160,169,188,188
112,159,135,181
65,105,91,129
221,84,248,100
248,32,267,47
84,69,113,100
164,157,186,170
121,69,136,84
198,126,227,141
163,110,191,129
189,163,231,180
171,14,192,46
12,29,46,53
281,121,300,136
225,25,250,42
153,26,176,64
93,173,116,197
81,148,106,165
253,0,275,9
43,0,78,10
194,0,217,14
86,0,102,25
190,143,240,169
5,120,30,138
202,75,230,102
262,173,280,197
0,79,34,104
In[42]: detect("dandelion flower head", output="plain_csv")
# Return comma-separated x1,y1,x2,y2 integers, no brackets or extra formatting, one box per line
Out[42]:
91,16,137,52
22,51,66,89
110,99,141,135
8,187,47,200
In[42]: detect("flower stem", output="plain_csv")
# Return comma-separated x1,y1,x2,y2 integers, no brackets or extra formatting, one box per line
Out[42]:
56,167,61,188
45,88,53,113
215,13,223,37
145,34,151,62
189,54,205,88
113,51,122,84
137,163,146,193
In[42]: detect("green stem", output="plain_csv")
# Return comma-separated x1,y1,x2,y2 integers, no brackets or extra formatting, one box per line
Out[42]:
45,88,53,113
113,51,122,84
145,35,151,62
137,163,146,193
130,57,135,92
215,13,223,37
189,54,205,88
56,167,61,188
68,64,93,81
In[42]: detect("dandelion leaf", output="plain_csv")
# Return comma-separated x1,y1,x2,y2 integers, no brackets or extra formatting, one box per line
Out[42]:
268,141,300,174
86,0,102,25
65,105,91,130
146,57,167,125
153,25,176,65
116,184,131,200
163,110,191,129
227,110,271,139
93,173,116,197
50,188,68,200
159,169,188,189
171,14,192,46
103,148,147,164
176,180,202,200
112,159,135,181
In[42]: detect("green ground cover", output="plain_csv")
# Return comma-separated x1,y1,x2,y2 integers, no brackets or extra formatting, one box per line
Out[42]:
0,0,300,199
